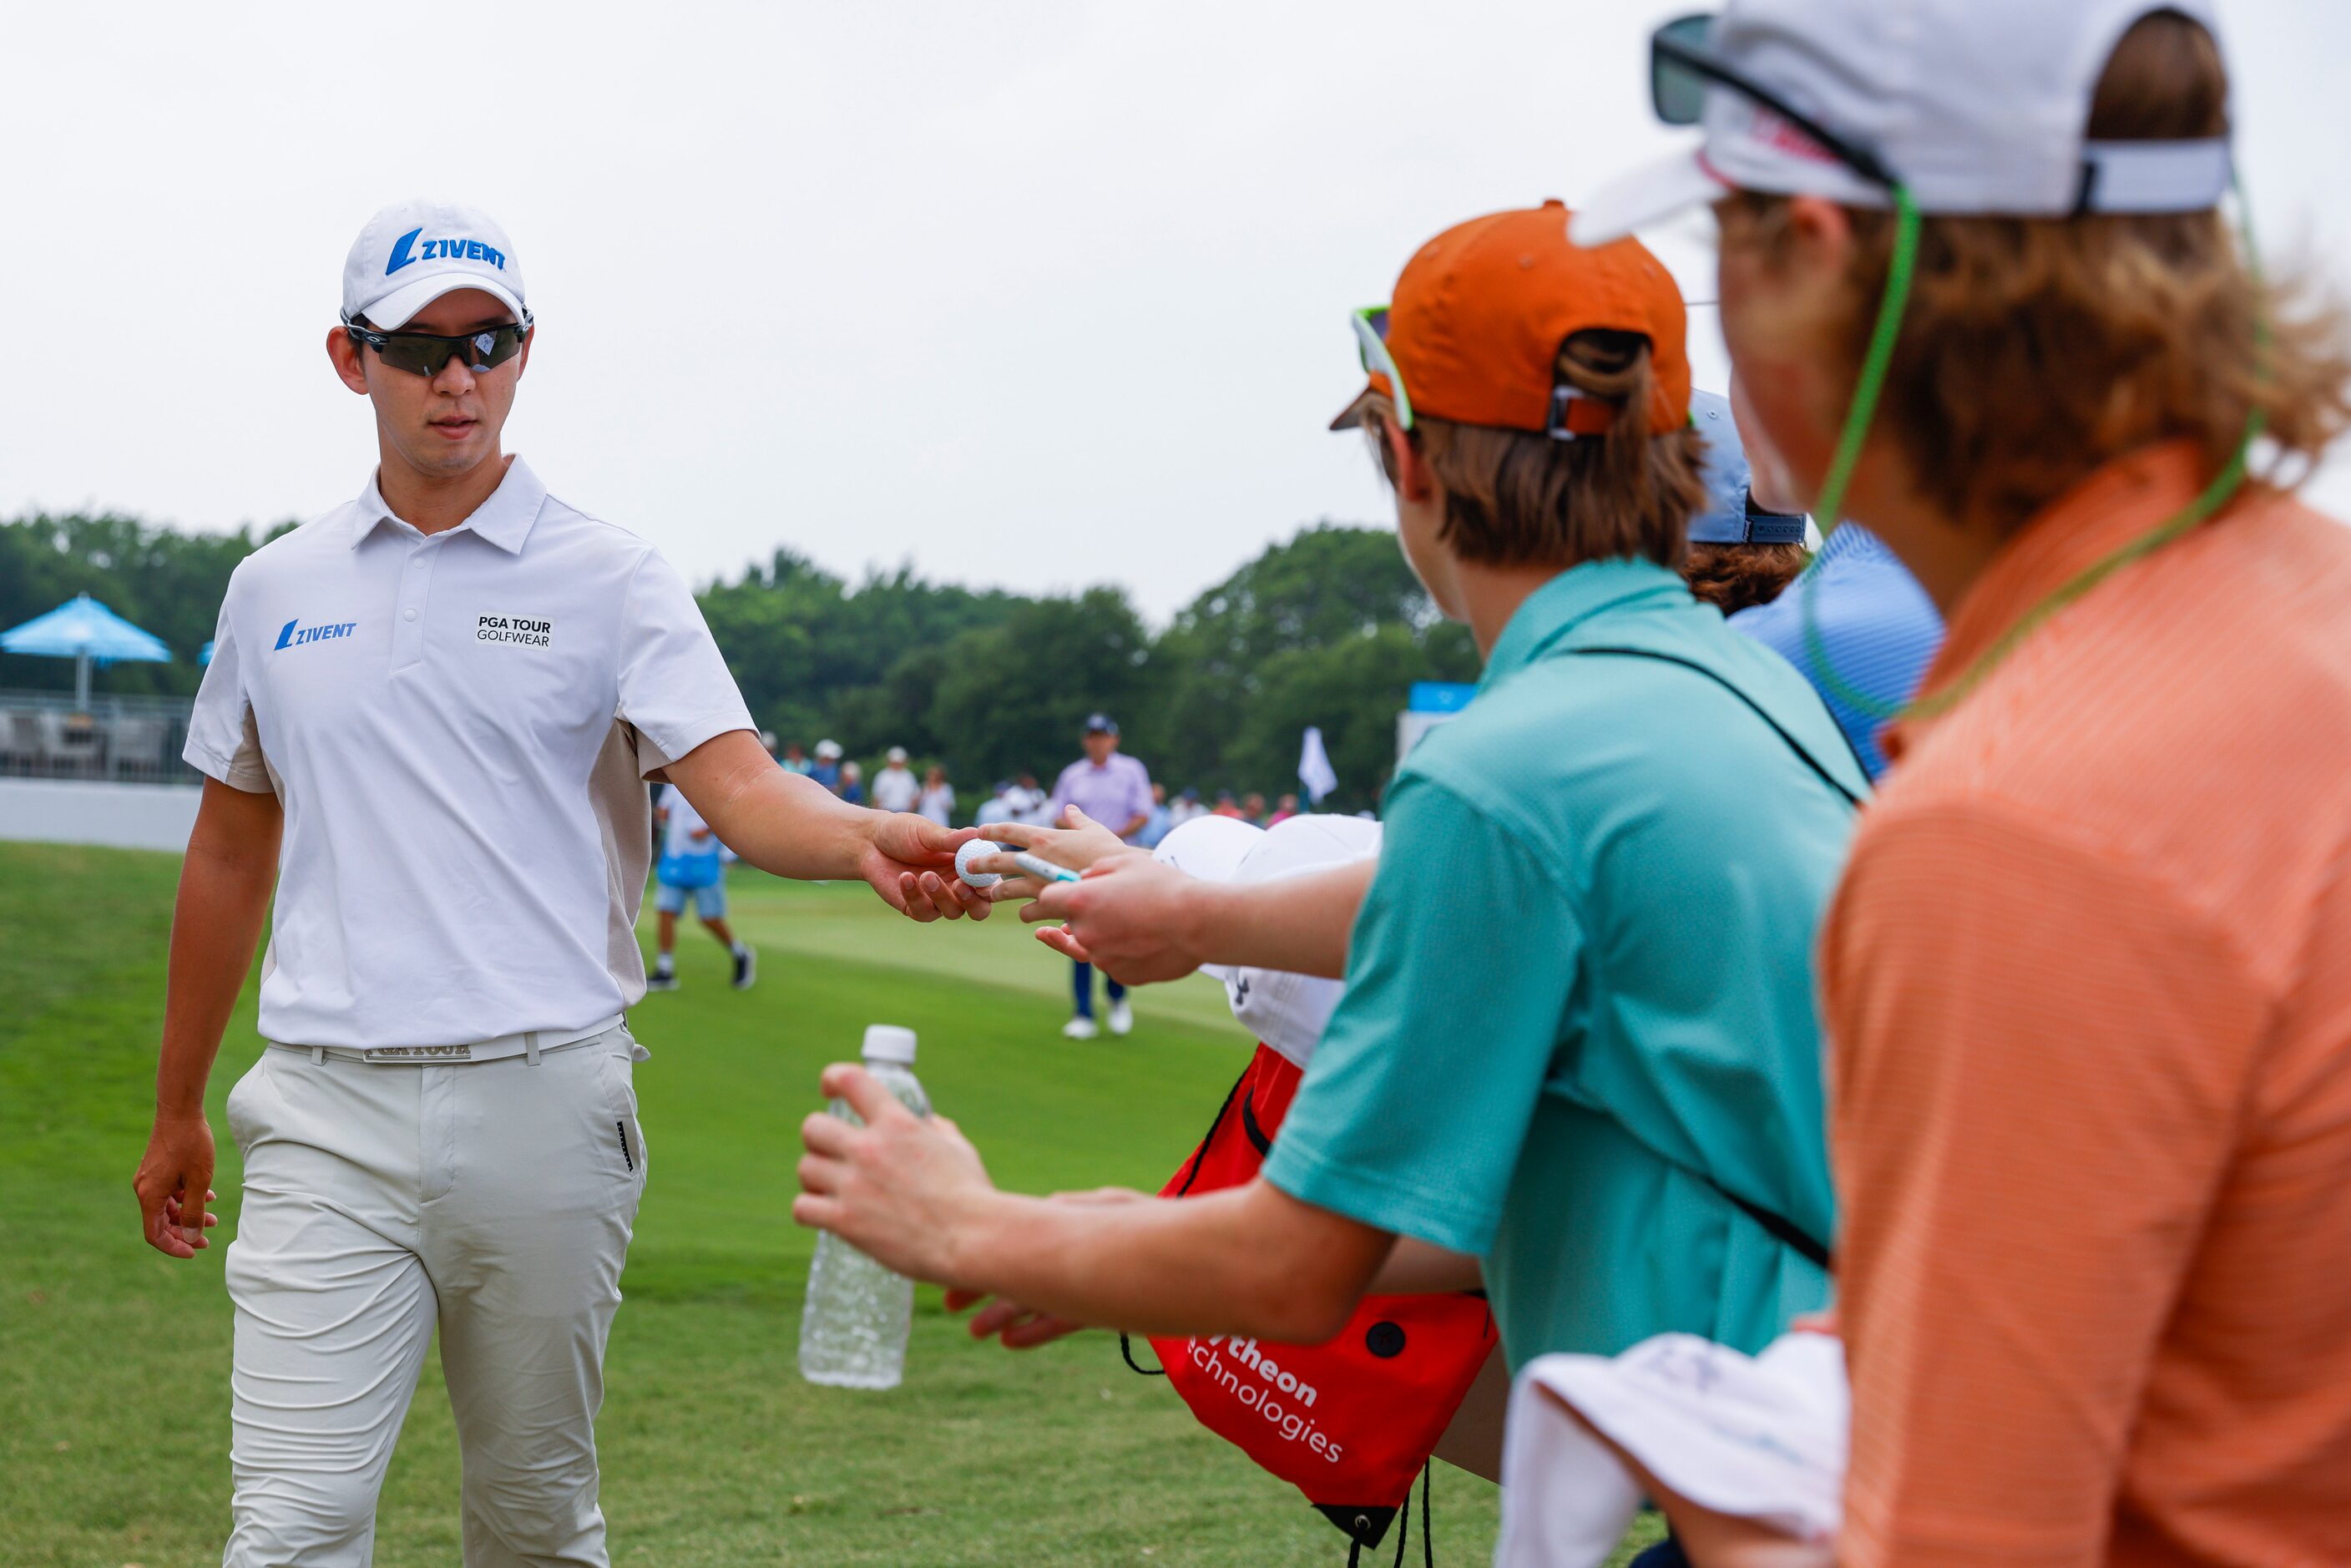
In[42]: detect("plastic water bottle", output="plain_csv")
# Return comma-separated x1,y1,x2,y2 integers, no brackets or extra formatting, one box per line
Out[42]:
798,1024,931,1389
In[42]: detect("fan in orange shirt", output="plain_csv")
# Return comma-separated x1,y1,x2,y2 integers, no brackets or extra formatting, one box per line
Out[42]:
1562,2,2351,1565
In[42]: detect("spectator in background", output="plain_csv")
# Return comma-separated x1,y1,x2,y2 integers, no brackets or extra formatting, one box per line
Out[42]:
811,738,842,793
1681,388,1813,616
780,740,812,776
1725,375,1943,781
918,766,956,828
837,760,865,806
1168,787,1207,827
1046,713,1153,1039
1134,782,1175,849
1211,790,1243,819
974,781,1017,828
646,783,755,993
1240,792,1267,825
1267,792,1301,827
1008,771,1053,827
872,746,921,815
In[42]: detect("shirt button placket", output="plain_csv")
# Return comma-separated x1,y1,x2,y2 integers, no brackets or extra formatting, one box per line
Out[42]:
394,540,437,672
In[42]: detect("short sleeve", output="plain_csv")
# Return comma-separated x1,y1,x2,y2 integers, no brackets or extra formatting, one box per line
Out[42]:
1261,774,1577,1256
1126,757,1154,821
182,586,272,794
617,549,756,775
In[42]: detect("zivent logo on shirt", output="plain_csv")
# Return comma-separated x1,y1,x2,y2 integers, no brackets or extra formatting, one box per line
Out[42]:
385,226,508,275
477,613,553,648
275,618,356,651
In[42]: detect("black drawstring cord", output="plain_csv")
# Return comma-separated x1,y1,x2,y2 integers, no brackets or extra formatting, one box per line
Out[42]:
1119,1067,1251,1383
1421,1459,1434,1568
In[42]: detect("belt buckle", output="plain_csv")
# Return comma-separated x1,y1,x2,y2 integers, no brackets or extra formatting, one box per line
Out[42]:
361,1043,475,1063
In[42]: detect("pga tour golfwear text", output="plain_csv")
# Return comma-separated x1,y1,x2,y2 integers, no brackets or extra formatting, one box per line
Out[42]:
185,456,756,1050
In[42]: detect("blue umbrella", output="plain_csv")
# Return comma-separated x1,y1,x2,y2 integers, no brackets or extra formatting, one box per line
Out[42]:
1,592,173,709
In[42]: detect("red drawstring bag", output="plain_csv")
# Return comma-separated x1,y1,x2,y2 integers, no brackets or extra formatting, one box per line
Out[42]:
1128,1043,1498,1559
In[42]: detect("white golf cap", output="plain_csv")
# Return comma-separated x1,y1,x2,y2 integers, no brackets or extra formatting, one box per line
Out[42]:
887,746,909,763
1152,813,1383,1070
1151,814,1265,883
815,738,843,759
342,198,528,330
1572,0,2232,248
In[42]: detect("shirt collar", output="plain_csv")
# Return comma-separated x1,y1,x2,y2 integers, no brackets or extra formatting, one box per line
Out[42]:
1816,521,1895,568
1479,557,1690,690
1883,440,2208,761
350,456,549,555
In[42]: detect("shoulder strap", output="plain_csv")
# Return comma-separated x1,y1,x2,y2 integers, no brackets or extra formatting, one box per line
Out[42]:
1564,645,1866,807
1561,643,1843,1271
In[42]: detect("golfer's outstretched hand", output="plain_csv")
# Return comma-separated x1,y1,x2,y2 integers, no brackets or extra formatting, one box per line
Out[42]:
134,1114,220,1259
795,1064,993,1284
967,806,1129,902
943,1186,1150,1349
861,812,991,923
1022,851,1211,984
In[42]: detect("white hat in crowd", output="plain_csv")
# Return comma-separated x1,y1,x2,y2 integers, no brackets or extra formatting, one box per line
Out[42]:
1151,813,1383,1069
815,739,843,760
1573,0,2232,246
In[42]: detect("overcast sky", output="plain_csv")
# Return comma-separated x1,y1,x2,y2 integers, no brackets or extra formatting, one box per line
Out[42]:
7,2,2347,621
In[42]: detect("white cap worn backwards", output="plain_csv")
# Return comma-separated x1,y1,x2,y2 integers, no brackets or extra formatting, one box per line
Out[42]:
1574,0,2232,247
342,198,528,329
1152,813,1384,1070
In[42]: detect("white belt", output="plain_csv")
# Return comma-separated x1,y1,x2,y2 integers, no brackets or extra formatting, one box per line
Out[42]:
268,1014,626,1066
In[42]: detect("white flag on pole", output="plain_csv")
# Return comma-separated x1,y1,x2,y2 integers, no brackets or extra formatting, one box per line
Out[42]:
1298,726,1340,804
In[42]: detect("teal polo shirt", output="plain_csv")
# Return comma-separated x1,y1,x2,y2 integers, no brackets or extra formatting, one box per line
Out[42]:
1261,558,1864,1370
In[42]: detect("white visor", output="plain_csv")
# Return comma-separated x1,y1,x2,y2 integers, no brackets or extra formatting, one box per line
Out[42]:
1570,149,1732,249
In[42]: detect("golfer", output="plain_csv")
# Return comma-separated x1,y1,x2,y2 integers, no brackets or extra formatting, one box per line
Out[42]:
131,198,984,1568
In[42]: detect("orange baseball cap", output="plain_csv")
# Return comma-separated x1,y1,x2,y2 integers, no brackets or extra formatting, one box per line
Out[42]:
1332,200,1691,439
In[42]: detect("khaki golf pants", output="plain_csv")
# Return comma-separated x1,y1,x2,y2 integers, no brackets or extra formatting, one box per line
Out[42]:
220,1024,648,1567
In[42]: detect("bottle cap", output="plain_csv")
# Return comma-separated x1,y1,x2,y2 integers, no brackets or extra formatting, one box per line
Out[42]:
862,1024,917,1065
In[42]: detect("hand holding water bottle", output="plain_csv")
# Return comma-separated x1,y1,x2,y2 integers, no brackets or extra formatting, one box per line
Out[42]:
796,1055,992,1292
798,1025,978,1389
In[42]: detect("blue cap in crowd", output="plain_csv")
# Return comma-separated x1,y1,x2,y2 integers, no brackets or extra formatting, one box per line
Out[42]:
1689,390,1807,546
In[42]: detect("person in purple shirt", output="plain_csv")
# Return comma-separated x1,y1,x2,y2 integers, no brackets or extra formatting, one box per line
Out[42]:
1044,713,1153,1038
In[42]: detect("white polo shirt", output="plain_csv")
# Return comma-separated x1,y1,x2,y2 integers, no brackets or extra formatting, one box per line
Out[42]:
186,457,756,1049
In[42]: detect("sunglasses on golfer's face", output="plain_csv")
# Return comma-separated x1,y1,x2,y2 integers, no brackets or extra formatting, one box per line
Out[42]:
1651,13,1898,190
342,316,532,378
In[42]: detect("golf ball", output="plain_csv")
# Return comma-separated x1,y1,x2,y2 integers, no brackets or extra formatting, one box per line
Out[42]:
955,838,1004,889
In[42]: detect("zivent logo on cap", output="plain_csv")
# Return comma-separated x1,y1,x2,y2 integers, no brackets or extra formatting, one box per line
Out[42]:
385,226,508,276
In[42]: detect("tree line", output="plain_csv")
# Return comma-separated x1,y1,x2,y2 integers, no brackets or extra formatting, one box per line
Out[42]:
1,514,1476,813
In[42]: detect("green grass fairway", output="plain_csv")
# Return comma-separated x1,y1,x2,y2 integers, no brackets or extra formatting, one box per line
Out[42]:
0,842,1664,1565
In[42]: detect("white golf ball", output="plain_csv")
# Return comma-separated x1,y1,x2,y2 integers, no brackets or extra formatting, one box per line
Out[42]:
955,838,1004,889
